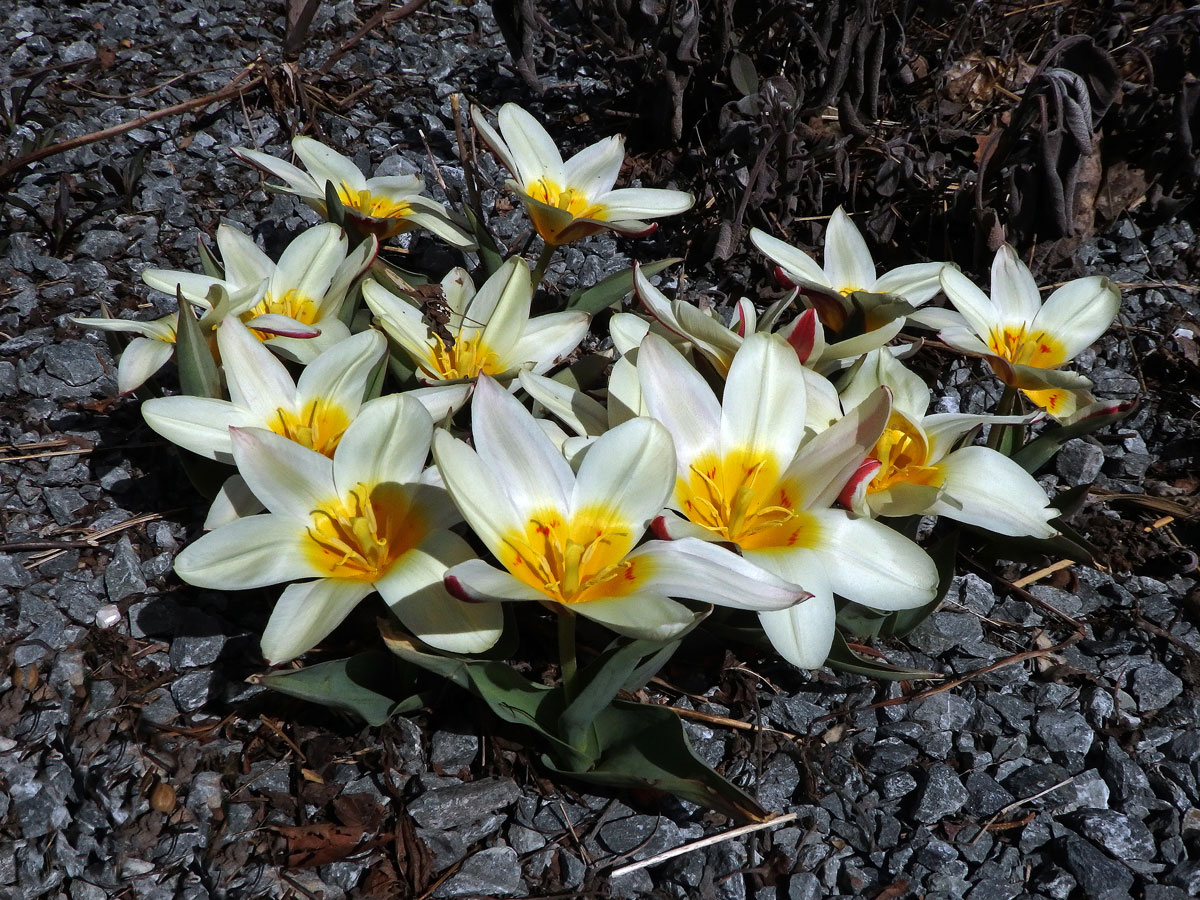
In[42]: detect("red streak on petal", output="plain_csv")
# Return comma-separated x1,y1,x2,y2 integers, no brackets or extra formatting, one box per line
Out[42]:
773,265,797,289
838,458,883,510
650,515,675,540
784,308,819,362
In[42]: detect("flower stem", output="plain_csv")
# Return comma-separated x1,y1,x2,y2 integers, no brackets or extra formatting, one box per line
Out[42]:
531,242,556,291
558,609,579,704
987,385,1020,452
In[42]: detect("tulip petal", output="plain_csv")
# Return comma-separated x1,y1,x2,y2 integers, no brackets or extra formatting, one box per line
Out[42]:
931,446,1059,538
940,266,998,340
203,474,264,530
444,557,549,603
506,310,590,375
627,538,807,611
333,394,433,491
292,135,368,193
141,395,255,462
215,224,276,289
780,386,891,509
432,430,526,557
873,261,947,305
720,333,808,466
563,135,624,198
752,550,836,668
295,328,386,418
272,223,347,303
141,269,229,304
809,509,937,610
599,187,695,219
117,337,174,393
497,103,565,185
570,417,674,528
471,105,520,177
572,592,702,642
218,317,297,420
469,257,531,357
518,369,608,438
377,531,503,654
362,279,439,371
230,427,336,519
471,375,574,513
232,145,320,198
260,578,374,664
637,333,721,467
174,514,322,589
1032,276,1120,361
990,244,1041,326
750,228,830,291
822,207,877,293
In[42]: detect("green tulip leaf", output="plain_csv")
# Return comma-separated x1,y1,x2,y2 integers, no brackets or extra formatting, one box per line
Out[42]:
543,700,769,823
259,650,419,727
174,286,221,399
567,257,681,315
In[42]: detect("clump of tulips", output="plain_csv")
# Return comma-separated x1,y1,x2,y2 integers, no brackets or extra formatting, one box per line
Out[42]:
76,101,1129,820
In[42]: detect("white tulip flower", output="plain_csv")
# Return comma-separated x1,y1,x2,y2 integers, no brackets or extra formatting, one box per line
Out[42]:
471,103,694,246
638,332,938,668
234,136,475,248
430,377,807,642
174,394,502,664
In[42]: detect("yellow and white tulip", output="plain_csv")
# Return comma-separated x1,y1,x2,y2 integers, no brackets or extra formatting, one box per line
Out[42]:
924,245,1120,420
471,103,694,246
838,348,1059,536
234,136,475,248
638,332,938,668
174,394,502,664
431,377,807,641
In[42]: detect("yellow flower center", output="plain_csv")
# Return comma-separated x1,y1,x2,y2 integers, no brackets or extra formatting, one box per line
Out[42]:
677,449,820,551
269,399,351,457
986,325,1066,369
424,332,503,381
867,413,944,494
304,483,425,581
241,289,320,340
525,177,608,245
498,506,637,605
337,184,413,221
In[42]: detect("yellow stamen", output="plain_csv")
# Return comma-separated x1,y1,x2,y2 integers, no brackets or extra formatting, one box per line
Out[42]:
524,177,608,245
986,324,1066,369
337,183,413,221
424,331,502,381
241,288,320,340
867,413,944,494
677,449,820,551
269,400,351,457
304,483,425,581
498,506,637,605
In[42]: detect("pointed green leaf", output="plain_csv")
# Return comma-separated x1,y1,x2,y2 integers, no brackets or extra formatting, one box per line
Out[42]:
259,650,418,726
1011,402,1136,473
559,635,682,756
324,179,346,227
464,205,504,277
566,258,681,315
543,700,770,822
174,286,221,399
197,234,224,279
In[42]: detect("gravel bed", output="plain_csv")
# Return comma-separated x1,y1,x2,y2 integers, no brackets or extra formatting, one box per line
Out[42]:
2,2,1198,899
